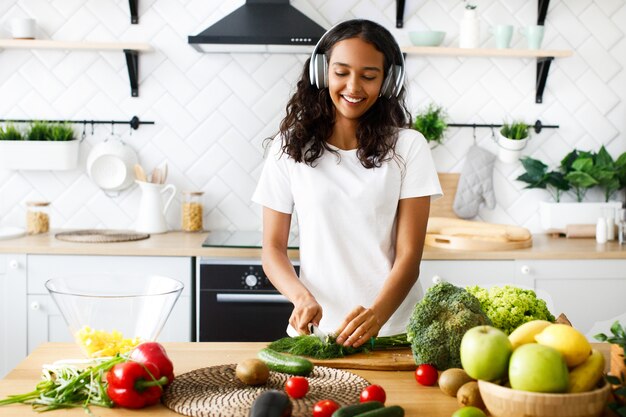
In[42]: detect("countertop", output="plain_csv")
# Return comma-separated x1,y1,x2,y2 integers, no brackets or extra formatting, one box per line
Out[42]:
0,342,612,417
0,229,625,259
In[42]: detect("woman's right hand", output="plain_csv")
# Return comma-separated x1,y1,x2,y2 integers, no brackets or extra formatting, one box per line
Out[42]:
289,294,323,335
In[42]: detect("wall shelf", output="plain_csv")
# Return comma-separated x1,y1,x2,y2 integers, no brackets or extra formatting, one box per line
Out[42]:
0,39,153,97
401,46,573,103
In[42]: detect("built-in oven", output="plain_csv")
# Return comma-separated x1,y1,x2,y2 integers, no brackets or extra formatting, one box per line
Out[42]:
197,258,299,342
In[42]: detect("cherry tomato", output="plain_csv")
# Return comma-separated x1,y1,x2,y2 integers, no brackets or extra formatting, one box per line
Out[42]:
284,376,309,399
359,384,386,404
312,399,340,417
415,364,438,386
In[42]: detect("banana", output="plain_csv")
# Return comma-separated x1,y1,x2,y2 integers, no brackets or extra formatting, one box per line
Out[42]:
508,320,552,349
568,349,605,393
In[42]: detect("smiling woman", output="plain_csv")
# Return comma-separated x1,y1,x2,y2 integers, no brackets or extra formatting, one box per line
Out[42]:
252,19,442,349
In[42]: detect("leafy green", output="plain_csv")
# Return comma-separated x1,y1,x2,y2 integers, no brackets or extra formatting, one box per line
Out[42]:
406,282,491,370
594,321,626,416
516,156,570,202
466,285,555,335
0,356,124,412
500,121,529,140
562,150,598,202
268,333,409,360
0,124,23,141
26,121,50,142
412,104,448,145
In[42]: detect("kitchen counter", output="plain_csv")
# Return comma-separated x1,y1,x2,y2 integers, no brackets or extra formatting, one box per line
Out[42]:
0,342,612,417
0,230,625,259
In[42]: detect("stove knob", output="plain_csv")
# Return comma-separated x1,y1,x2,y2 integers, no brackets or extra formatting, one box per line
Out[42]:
245,274,258,288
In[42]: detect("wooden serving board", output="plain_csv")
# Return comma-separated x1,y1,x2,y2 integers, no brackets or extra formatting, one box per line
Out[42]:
425,233,532,251
309,348,416,371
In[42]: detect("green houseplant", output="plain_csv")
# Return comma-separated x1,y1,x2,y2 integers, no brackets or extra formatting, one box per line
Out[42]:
516,156,570,202
412,104,448,147
496,121,530,163
594,321,626,417
0,121,79,170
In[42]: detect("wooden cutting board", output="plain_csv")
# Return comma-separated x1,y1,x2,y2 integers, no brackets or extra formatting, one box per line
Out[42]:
425,233,532,251
310,348,415,371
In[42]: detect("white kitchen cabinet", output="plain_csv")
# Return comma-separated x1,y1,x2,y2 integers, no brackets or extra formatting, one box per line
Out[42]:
26,255,193,354
419,260,516,293
515,260,626,340
0,254,27,378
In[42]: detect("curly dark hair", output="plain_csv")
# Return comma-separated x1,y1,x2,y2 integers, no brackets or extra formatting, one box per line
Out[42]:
277,19,412,169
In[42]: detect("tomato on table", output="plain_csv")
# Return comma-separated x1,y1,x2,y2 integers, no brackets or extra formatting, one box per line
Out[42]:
415,364,438,386
312,399,340,417
359,384,386,404
284,376,309,399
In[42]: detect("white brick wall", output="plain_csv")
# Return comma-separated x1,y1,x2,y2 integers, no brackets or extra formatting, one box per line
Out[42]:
0,0,624,233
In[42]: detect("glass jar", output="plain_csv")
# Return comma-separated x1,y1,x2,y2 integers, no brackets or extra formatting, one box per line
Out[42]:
26,201,50,234
182,191,204,232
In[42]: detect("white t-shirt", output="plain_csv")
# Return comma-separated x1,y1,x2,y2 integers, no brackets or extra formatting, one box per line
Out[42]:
252,128,442,336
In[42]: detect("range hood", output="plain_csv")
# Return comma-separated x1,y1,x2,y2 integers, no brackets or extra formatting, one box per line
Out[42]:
189,0,326,53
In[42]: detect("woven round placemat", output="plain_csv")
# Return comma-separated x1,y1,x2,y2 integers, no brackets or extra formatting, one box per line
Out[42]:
162,364,370,417
55,229,150,243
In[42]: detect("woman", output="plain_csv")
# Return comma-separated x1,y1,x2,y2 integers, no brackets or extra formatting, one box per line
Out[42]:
252,19,442,348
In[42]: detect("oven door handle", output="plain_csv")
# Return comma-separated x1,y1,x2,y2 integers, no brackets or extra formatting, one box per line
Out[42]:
216,293,291,303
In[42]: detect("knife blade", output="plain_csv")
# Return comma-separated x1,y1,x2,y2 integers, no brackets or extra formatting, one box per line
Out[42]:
308,323,329,342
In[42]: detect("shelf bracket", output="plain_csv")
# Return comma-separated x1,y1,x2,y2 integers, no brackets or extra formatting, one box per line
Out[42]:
124,49,140,97
129,0,138,24
538,0,549,25
536,56,554,104
396,0,406,28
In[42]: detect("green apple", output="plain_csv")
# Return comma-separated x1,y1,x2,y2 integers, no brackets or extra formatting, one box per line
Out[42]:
508,343,568,393
452,406,487,417
460,325,512,381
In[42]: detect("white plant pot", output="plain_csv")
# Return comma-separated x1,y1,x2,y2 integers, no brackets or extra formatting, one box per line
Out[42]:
539,201,623,231
496,132,528,163
460,9,480,48
0,140,80,170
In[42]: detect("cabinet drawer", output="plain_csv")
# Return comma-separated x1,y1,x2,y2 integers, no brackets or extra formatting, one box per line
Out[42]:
27,255,192,295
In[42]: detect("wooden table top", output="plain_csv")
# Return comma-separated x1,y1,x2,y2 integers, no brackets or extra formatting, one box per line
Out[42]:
0,342,613,417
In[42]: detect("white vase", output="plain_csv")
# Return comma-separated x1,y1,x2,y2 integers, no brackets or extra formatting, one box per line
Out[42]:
496,131,528,163
460,9,480,48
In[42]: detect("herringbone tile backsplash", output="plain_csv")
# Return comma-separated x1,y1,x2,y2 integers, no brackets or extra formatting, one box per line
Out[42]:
0,0,624,233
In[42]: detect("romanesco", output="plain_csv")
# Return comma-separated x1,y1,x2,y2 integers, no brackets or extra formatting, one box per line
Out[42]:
406,282,491,370
466,285,555,335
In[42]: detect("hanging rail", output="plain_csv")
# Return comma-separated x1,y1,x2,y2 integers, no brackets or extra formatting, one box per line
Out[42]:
448,120,558,134
0,116,154,130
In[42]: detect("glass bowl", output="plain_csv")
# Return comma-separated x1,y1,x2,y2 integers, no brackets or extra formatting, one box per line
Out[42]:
46,274,183,358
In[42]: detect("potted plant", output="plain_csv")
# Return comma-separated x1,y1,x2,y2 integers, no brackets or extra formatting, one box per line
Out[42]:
516,156,570,202
412,104,448,148
496,121,530,163
594,321,626,417
0,121,79,170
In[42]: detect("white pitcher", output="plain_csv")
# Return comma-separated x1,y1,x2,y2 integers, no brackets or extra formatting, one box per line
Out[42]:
135,180,177,234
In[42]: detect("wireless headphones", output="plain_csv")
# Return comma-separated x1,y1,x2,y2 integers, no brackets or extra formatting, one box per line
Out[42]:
308,21,406,99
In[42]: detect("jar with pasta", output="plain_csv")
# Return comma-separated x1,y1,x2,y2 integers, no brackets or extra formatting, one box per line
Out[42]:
182,191,204,232
26,201,50,234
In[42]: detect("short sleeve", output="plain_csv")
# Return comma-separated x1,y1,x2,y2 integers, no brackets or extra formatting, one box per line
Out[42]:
397,129,443,201
251,136,294,214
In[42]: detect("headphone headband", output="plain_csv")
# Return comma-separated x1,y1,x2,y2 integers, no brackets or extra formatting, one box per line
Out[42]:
308,20,405,99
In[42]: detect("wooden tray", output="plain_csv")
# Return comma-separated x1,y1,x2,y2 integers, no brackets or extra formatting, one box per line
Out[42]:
425,233,532,251
162,364,369,417
55,229,149,243
310,348,415,371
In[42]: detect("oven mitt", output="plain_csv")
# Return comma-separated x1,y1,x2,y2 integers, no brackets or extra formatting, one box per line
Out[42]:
453,145,496,219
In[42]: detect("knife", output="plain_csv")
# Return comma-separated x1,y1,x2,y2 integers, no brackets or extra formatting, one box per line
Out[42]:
308,323,330,343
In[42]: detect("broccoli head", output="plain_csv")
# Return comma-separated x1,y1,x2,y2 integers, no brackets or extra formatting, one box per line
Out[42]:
466,285,555,335
406,282,491,370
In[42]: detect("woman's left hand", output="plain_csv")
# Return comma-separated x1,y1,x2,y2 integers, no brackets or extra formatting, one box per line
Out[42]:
334,306,381,348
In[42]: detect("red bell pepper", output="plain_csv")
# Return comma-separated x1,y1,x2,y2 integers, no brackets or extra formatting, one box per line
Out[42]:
129,342,175,386
106,361,168,409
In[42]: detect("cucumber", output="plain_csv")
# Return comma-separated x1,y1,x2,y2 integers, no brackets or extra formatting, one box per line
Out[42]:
354,405,404,417
332,401,384,417
257,348,313,376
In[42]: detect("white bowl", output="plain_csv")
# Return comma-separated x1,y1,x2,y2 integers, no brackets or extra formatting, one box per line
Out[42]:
409,31,446,46
86,138,138,192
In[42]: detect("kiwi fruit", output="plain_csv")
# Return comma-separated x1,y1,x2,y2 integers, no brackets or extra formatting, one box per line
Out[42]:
439,368,474,397
457,381,485,409
235,358,270,385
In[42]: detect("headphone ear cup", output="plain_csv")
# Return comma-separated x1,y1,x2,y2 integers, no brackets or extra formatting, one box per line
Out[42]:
380,66,395,98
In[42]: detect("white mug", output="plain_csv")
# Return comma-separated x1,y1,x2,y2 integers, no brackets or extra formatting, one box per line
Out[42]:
491,24,513,49
519,25,544,49
11,17,36,39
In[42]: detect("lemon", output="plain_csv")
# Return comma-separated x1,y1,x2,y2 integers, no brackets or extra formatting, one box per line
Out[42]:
534,324,591,367
508,320,553,350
